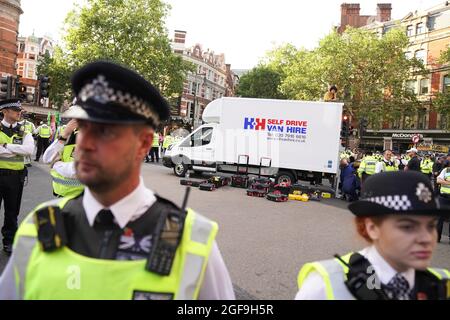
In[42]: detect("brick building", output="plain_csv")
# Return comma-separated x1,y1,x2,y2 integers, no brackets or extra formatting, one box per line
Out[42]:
171,31,237,128
338,3,392,33
0,0,22,76
16,34,54,103
340,2,450,153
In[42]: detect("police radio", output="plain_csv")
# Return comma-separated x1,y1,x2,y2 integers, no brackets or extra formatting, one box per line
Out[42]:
334,254,390,300
35,206,67,252
146,187,190,276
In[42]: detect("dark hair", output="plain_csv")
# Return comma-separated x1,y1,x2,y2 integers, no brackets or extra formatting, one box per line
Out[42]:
329,85,338,92
349,156,355,163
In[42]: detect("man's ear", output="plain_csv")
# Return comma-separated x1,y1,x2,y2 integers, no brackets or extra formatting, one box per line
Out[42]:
137,127,153,158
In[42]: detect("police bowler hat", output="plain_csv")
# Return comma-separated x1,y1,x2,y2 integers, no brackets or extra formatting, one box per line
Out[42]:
0,99,22,111
349,171,449,217
65,61,170,127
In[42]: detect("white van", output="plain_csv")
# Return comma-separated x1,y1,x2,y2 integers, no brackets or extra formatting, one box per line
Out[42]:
163,97,343,185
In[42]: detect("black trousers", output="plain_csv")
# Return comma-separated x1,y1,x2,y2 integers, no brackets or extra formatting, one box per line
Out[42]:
35,137,49,161
149,147,159,162
437,195,450,242
0,171,25,246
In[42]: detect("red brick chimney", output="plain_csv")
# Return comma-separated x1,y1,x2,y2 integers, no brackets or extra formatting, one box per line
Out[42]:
376,3,392,22
339,3,361,33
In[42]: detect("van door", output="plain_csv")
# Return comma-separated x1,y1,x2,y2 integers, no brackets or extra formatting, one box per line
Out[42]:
190,126,215,164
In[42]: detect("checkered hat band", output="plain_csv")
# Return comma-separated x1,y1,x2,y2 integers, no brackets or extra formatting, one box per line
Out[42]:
78,75,160,125
366,195,412,211
1,102,21,109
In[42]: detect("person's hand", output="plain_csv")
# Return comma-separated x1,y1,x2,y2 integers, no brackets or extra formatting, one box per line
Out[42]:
61,119,78,139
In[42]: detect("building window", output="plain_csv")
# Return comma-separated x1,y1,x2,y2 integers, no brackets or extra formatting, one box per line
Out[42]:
403,115,415,130
406,80,416,94
416,23,424,34
392,117,401,129
406,25,414,36
414,50,426,63
443,75,450,93
427,15,437,31
417,109,427,130
404,51,413,60
419,79,429,95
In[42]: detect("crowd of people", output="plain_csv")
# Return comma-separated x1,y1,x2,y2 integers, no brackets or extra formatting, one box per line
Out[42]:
0,63,448,300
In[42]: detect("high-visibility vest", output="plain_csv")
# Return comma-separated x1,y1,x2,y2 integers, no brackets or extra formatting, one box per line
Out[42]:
50,132,84,197
152,133,160,147
163,135,174,149
56,125,67,139
357,156,377,177
381,160,399,172
12,196,217,300
440,168,450,195
297,252,450,300
0,125,25,170
420,159,433,174
39,125,51,138
23,121,34,134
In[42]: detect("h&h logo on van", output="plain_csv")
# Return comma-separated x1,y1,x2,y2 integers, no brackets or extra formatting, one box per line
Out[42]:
244,117,266,130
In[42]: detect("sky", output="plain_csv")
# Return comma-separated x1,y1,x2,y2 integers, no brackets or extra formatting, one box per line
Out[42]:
19,0,438,69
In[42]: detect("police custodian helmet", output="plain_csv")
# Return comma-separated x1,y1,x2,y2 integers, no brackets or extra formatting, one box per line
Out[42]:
64,61,170,128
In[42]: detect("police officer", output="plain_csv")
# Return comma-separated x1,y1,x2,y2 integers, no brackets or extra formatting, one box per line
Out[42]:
34,121,52,162
150,130,160,163
357,151,378,184
375,149,399,173
436,160,450,242
162,132,174,155
420,154,433,179
296,171,450,300
0,99,34,255
0,61,234,300
43,117,83,198
18,113,35,168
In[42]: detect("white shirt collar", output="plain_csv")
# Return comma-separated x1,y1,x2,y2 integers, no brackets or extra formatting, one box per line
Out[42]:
2,119,16,128
83,177,157,229
360,245,415,289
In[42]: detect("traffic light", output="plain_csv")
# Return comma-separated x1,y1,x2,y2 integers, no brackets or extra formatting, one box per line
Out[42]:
39,76,50,98
0,76,12,100
341,115,350,137
359,118,368,137
16,80,27,100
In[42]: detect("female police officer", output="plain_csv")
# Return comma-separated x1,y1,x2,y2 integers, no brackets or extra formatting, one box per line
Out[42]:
296,171,450,300
0,61,234,300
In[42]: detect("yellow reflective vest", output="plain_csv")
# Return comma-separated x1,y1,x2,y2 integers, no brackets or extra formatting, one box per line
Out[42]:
39,125,51,138
0,124,25,170
152,133,160,147
440,168,450,195
420,159,433,174
12,196,218,300
50,132,84,197
357,156,378,177
297,252,450,300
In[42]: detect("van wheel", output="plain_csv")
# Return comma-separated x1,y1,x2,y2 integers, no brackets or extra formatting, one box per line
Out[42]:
275,171,296,185
174,164,188,177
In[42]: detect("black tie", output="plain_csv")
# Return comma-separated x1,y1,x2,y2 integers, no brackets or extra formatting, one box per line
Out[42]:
94,209,116,230
385,273,411,300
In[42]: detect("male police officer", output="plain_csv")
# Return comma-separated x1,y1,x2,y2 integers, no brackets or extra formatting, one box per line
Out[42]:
43,118,83,197
0,99,34,255
33,121,52,162
0,61,234,299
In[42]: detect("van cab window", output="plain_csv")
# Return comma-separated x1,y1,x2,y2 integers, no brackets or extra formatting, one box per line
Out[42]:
183,127,213,147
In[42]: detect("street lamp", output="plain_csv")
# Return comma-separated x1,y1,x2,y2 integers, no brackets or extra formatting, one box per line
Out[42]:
191,72,207,129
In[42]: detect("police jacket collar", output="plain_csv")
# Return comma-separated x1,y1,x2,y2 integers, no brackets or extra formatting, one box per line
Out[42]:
83,177,157,229
361,245,415,289
1,119,17,129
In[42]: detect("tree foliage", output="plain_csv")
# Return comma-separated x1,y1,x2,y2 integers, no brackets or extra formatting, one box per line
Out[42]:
434,47,450,130
37,48,73,109
236,65,285,99
262,27,426,128
40,0,193,109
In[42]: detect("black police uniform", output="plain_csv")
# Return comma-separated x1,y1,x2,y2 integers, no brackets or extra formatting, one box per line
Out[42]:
0,99,32,254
